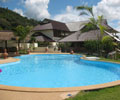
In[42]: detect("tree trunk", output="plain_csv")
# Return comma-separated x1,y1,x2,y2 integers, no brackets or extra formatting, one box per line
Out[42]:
5,40,7,49
18,40,21,50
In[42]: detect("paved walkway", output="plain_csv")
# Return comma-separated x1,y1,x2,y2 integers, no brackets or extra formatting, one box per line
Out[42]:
0,57,19,64
0,90,79,100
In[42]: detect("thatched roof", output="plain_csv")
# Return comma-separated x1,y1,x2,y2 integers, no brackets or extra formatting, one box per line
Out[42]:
101,19,118,33
33,32,55,42
59,30,108,42
0,30,14,41
35,36,54,42
32,19,70,32
59,19,118,42
66,20,89,32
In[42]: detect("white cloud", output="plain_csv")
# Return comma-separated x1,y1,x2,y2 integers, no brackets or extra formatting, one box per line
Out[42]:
115,26,120,32
53,5,89,23
13,8,24,16
110,21,120,32
24,0,50,20
93,0,120,21
93,0,120,32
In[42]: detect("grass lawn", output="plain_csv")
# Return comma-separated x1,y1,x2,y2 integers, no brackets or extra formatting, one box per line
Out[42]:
66,86,120,100
98,58,120,64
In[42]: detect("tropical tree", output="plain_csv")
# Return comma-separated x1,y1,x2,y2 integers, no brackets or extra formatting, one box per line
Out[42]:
76,6,94,17
76,6,107,56
84,40,101,55
76,6,106,40
102,36,115,57
14,25,32,50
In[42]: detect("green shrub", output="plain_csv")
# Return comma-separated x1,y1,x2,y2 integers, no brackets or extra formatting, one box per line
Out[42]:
38,42,50,47
57,43,72,52
102,36,115,54
84,40,101,55
19,49,28,54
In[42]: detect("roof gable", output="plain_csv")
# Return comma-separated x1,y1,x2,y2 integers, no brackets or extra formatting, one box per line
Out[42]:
66,21,89,32
33,23,53,31
33,19,70,32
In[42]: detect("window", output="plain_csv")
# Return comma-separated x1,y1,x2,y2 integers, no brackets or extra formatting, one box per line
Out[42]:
54,30,62,37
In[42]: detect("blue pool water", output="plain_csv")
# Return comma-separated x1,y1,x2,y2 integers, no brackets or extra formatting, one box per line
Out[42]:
0,54,120,88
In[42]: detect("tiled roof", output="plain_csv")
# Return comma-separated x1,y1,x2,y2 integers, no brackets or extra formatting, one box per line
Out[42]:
59,30,108,42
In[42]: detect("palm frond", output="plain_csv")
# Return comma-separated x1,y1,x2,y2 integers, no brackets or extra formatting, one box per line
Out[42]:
98,24,107,39
97,15,104,24
76,6,87,10
96,15,107,39
76,6,94,17
79,11,89,16
89,18,97,25
81,22,98,33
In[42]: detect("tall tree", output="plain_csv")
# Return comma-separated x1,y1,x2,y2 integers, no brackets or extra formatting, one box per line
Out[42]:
76,6,107,56
14,25,32,50
76,6,94,17
76,5,106,40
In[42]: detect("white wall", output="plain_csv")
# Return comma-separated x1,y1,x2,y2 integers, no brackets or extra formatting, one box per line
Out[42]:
34,43,38,48
20,43,38,49
49,42,58,47
0,41,38,49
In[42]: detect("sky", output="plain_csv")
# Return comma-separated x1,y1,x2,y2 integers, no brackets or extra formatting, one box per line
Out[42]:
0,0,120,31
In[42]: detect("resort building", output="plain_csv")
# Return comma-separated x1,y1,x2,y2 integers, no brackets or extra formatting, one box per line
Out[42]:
60,20,119,52
31,19,89,46
32,19,70,41
1,19,119,53
60,20,118,42
32,19,119,52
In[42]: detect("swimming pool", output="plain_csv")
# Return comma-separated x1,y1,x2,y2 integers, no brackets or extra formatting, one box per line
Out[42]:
0,54,120,88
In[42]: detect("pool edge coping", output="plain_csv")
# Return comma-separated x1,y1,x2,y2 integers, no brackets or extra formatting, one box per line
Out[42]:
0,81,119,92
0,57,20,65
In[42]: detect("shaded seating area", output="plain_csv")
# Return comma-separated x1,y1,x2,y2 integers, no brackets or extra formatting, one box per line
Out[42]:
0,47,19,57
0,30,19,58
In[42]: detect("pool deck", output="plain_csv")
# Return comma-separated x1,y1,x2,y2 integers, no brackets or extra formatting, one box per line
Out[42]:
0,53,120,100
80,55,120,64
30,52,70,55
0,57,20,64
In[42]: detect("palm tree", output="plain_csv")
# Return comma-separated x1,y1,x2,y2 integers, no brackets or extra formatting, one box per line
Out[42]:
76,6,107,56
14,25,32,50
76,5,106,40
76,6,94,17
97,16,107,40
